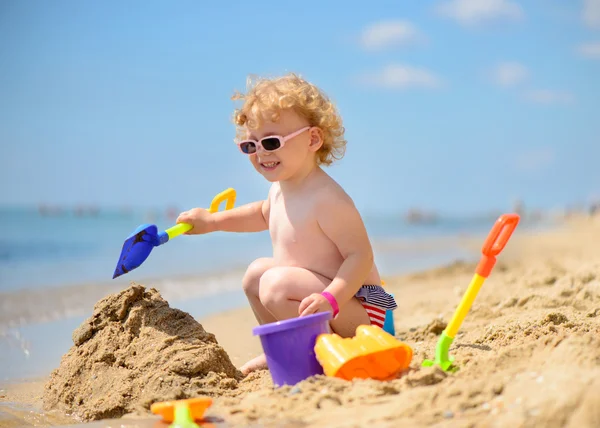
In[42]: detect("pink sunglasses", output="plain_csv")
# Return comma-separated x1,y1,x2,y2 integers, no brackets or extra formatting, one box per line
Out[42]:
236,126,311,154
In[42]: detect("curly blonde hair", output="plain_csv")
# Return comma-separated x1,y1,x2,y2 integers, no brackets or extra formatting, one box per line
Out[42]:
231,73,346,166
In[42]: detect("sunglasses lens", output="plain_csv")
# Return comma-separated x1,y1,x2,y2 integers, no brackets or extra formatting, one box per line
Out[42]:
261,137,282,151
240,142,256,154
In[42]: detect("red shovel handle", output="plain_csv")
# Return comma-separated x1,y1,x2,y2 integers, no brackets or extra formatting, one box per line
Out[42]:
482,214,520,256
476,213,520,277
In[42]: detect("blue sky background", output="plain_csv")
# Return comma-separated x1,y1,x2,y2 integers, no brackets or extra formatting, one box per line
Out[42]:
1,0,599,217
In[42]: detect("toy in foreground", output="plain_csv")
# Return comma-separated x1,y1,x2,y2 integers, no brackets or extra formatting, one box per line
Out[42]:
253,311,413,387
253,312,333,387
112,188,236,279
315,324,413,381
422,213,520,371
151,397,212,427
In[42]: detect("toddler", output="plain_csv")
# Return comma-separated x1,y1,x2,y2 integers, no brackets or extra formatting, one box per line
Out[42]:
176,73,397,375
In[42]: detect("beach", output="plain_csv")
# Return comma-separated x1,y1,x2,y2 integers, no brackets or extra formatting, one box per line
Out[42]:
1,214,599,427
3,1,599,427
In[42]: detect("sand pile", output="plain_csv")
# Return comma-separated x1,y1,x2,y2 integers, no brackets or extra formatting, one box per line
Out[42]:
43,284,243,421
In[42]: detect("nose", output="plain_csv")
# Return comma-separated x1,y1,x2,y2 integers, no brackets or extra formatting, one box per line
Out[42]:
257,148,272,156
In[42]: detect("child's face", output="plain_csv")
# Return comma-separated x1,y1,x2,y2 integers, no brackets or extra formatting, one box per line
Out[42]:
241,108,321,182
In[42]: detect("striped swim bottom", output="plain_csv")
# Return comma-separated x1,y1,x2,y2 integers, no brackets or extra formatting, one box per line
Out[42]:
355,284,398,328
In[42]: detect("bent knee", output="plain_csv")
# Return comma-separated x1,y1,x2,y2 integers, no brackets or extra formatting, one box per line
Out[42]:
242,258,274,296
258,267,290,307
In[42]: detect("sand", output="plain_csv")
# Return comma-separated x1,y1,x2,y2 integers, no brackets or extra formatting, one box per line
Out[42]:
2,215,600,427
43,284,244,421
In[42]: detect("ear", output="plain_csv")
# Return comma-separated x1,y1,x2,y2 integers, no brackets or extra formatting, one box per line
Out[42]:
307,127,324,153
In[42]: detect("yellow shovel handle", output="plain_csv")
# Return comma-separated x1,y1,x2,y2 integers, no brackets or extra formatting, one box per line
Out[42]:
208,188,237,213
166,188,236,239
445,273,485,338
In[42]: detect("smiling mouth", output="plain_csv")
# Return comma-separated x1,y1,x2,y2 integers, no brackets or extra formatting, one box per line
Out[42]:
260,161,280,170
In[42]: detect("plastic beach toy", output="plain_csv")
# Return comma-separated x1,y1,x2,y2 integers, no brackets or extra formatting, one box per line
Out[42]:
150,397,212,423
253,312,332,387
380,280,395,336
315,324,413,381
112,188,236,279
422,213,520,372
382,292,396,336
169,403,199,428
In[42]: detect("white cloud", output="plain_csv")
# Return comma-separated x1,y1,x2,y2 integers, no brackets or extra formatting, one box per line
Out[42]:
514,147,556,172
576,41,600,58
583,0,600,29
490,62,529,87
435,0,524,26
357,64,442,89
523,90,575,105
359,20,422,51
485,62,575,107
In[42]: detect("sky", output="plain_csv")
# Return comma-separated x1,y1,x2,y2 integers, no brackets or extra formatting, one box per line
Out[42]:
1,0,599,216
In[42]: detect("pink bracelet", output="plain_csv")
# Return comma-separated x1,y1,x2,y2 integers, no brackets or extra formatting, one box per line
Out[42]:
321,291,339,317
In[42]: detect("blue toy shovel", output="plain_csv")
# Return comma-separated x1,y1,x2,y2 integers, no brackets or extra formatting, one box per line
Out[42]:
112,188,236,279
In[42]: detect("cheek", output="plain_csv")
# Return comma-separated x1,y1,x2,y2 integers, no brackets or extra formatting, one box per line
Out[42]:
249,155,260,168
279,144,306,163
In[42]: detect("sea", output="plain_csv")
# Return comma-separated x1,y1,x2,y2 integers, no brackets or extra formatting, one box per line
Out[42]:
0,206,551,383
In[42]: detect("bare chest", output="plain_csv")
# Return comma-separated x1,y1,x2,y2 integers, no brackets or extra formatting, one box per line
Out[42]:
269,197,312,242
268,196,336,259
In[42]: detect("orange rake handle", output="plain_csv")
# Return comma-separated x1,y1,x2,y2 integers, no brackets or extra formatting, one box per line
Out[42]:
476,213,520,278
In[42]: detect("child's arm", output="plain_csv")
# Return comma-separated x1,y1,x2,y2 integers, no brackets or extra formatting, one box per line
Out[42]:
176,195,270,234
212,199,269,232
299,193,374,315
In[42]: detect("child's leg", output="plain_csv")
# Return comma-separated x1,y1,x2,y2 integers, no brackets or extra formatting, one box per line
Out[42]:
240,265,370,376
242,257,277,325
258,266,371,337
240,258,277,376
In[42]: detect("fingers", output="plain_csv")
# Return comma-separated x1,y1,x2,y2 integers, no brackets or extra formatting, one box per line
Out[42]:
298,297,311,315
300,305,314,317
176,211,196,234
300,300,318,317
176,211,190,224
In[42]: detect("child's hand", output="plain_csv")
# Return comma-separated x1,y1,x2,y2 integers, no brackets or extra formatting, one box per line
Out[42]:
175,208,216,235
298,293,333,317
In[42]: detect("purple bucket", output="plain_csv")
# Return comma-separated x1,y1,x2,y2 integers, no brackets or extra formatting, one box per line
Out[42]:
252,312,332,387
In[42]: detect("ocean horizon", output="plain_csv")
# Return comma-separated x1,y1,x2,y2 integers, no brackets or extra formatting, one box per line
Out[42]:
0,205,541,292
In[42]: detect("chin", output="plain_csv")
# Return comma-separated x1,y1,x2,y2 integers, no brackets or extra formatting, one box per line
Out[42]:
261,171,283,182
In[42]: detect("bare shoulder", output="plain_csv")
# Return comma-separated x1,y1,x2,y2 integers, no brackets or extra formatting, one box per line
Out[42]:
312,172,369,243
313,172,357,212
